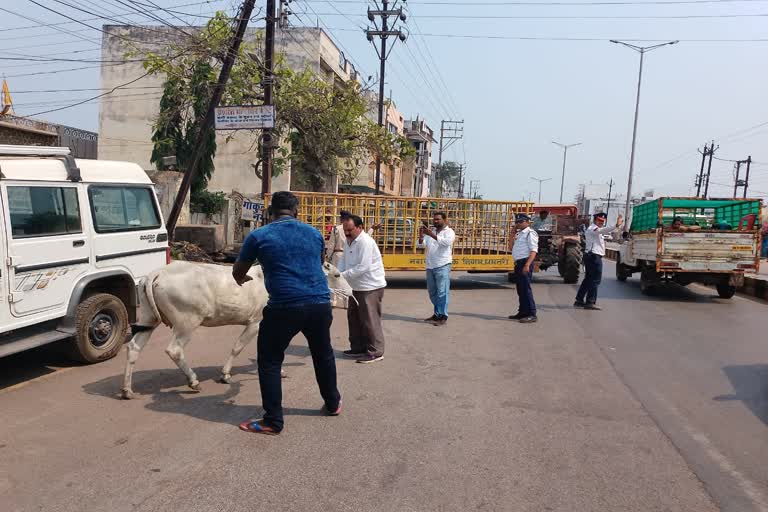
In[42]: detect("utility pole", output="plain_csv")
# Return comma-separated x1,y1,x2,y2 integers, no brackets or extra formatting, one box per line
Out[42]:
552,141,581,203
733,156,752,198
436,119,464,197
702,140,716,198
261,0,276,197
457,164,465,198
470,179,480,199
611,39,678,229
695,142,708,197
530,177,552,203
606,178,614,218
166,0,258,239
366,0,407,195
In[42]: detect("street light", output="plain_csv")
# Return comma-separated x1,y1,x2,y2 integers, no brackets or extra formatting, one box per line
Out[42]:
611,39,678,228
552,141,582,203
530,177,552,203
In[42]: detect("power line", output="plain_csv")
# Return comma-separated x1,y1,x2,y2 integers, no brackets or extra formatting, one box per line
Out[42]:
25,72,153,117
326,27,768,43
295,11,768,19
0,1,214,33
304,0,768,4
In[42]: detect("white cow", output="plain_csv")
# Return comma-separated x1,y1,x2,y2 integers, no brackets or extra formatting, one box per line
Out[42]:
120,260,352,399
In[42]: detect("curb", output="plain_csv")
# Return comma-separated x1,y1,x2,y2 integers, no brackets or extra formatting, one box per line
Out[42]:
603,246,768,302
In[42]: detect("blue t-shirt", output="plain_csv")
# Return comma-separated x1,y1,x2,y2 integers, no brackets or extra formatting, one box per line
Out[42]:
238,218,330,307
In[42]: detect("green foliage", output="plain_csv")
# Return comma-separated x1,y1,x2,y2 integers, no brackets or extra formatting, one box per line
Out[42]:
433,161,463,197
137,11,412,193
190,189,228,217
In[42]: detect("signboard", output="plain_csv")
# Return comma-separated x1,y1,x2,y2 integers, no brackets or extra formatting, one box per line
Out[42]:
215,105,274,130
242,199,264,223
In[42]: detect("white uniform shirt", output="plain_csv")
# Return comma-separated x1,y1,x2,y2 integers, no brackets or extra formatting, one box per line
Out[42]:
418,227,456,269
338,231,387,291
584,223,618,256
512,226,539,260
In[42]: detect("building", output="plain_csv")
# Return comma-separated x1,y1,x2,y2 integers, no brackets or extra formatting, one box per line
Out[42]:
0,114,98,158
404,118,434,197
340,98,410,196
576,183,656,225
99,25,361,196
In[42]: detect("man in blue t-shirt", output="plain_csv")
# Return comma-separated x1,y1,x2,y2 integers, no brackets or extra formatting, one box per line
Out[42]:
232,191,341,435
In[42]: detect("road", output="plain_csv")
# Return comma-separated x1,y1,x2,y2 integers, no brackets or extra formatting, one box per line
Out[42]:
1,264,766,512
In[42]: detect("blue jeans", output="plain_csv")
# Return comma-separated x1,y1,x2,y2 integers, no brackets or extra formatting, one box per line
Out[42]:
426,264,451,317
576,253,603,305
514,259,536,317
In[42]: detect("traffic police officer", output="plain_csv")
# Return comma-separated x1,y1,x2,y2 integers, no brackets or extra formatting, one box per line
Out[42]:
575,211,623,310
509,213,539,323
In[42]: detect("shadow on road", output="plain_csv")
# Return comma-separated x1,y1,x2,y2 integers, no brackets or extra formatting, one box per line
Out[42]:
82,365,324,425
598,279,724,303
387,275,510,290
715,365,768,427
0,341,82,391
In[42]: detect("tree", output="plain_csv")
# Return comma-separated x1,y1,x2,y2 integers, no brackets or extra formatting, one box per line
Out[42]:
138,11,412,197
433,161,463,197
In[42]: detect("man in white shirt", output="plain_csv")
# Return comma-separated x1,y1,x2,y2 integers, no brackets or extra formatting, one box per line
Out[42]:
418,211,456,326
575,212,623,310
327,210,382,266
531,210,553,232
338,215,387,364
509,213,539,323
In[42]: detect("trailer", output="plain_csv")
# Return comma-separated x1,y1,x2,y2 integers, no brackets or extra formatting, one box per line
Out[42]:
265,192,533,272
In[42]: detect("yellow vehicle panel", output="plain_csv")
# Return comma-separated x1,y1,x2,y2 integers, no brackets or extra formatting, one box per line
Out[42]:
264,192,533,271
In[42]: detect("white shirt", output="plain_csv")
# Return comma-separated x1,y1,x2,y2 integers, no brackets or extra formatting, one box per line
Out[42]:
531,217,553,232
584,223,618,256
512,226,539,260
338,231,387,291
418,226,456,269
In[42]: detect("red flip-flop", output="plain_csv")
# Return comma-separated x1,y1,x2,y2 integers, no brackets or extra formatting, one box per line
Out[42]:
239,418,280,435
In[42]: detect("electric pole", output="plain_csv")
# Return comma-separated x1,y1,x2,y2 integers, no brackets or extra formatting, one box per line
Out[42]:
436,119,463,197
366,0,407,195
700,140,717,198
166,0,258,239
611,39,678,228
695,142,708,197
530,177,552,203
733,156,752,198
261,0,276,197
606,178,614,218
552,141,581,203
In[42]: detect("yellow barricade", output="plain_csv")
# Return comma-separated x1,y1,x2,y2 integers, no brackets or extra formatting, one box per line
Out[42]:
264,192,532,271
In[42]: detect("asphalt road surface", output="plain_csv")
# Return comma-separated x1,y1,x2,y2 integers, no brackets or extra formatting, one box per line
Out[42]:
1,264,766,512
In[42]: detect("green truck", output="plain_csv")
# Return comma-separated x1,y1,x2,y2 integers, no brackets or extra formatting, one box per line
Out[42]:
616,197,762,298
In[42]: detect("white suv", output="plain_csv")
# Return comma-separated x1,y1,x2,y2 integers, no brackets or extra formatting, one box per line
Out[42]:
0,145,168,362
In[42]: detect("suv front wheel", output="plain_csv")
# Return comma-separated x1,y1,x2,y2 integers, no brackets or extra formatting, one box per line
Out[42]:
71,293,130,363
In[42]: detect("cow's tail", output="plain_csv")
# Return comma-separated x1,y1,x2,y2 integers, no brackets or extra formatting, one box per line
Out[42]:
143,270,164,325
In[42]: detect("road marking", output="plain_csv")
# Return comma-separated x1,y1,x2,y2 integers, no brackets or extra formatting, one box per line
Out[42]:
0,366,78,395
654,392,768,512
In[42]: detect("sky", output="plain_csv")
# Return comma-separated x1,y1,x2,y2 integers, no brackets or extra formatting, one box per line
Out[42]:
2,0,768,203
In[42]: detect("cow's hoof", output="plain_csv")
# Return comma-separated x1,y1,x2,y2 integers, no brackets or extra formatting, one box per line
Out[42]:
218,374,231,384
281,370,288,379
189,382,202,392
120,388,135,400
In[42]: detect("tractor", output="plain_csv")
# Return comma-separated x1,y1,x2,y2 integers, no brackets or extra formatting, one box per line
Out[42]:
520,205,588,284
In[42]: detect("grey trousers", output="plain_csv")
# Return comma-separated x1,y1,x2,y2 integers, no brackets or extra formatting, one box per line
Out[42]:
347,288,385,356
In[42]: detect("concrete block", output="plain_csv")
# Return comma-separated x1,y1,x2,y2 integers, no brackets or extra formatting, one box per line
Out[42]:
174,224,225,253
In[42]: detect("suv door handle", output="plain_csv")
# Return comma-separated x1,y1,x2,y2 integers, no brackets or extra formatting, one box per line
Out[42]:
73,240,85,247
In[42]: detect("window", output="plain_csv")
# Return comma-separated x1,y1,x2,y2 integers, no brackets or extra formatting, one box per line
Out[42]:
8,186,81,238
89,186,160,233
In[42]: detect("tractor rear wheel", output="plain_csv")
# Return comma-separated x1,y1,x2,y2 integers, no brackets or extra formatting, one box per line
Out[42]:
559,244,582,284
